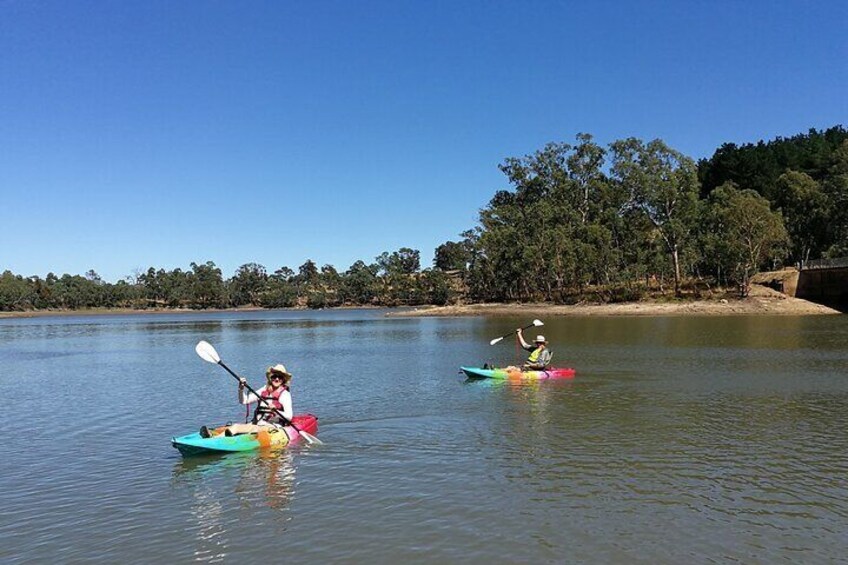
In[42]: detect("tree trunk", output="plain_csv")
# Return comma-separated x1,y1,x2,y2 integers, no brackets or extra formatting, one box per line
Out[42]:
671,246,681,296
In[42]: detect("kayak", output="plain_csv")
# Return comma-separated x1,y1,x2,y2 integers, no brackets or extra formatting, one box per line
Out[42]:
172,414,319,456
461,366,576,380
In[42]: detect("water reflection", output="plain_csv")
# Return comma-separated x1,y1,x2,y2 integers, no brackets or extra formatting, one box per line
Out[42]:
172,450,298,561
173,451,297,509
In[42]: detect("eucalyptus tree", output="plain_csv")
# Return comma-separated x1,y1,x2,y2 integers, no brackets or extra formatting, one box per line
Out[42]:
702,183,788,295
188,261,226,308
611,138,700,296
774,171,829,264
318,264,343,307
261,266,297,308
823,141,848,256
342,260,379,305
374,248,421,304
0,270,34,310
229,263,268,306
434,240,470,271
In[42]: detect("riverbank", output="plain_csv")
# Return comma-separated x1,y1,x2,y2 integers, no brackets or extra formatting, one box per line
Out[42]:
1,286,841,319
392,286,843,317
0,305,296,319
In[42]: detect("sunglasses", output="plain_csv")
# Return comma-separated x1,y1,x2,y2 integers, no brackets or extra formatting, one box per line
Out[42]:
269,374,285,380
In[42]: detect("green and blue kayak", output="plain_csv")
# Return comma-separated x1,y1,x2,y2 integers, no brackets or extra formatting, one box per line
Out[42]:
172,414,318,456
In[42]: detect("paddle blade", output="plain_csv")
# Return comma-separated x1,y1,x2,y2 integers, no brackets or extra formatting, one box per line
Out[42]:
533,319,544,326
195,340,221,364
489,336,504,346
298,430,323,445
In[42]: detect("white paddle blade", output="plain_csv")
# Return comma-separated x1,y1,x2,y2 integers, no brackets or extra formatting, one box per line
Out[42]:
533,319,544,326
195,340,221,364
489,336,504,346
299,430,323,445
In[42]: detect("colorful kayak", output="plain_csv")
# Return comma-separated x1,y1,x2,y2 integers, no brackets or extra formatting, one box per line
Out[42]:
172,414,318,456
461,366,576,380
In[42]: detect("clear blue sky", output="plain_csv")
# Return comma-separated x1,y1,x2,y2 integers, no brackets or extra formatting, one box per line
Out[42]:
2,1,846,282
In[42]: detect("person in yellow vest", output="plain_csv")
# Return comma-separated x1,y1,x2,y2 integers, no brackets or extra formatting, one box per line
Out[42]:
517,329,553,370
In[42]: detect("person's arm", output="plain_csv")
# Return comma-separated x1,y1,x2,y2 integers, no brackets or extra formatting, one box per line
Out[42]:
517,328,531,349
279,390,293,421
239,379,260,405
539,349,553,368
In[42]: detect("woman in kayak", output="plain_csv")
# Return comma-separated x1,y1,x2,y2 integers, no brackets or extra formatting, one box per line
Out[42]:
200,364,293,437
515,329,553,370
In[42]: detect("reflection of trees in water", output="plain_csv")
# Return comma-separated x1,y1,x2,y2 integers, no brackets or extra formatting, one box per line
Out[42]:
172,450,298,560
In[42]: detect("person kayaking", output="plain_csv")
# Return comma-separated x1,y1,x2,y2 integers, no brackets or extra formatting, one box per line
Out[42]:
516,329,553,370
200,364,294,437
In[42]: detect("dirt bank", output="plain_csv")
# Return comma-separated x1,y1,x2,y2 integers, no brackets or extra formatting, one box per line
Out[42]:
392,286,842,318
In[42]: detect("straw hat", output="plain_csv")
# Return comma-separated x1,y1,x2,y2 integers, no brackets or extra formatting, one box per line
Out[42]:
266,364,292,377
534,335,547,343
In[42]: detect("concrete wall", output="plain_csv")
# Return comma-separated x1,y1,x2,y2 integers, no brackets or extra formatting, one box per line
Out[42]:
796,267,848,303
751,269,800,297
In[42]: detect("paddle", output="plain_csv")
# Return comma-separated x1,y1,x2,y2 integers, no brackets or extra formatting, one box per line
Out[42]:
489,319,544,346
194,340,323,445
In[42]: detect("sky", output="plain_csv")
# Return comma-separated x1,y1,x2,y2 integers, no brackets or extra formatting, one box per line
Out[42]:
1,1,846,282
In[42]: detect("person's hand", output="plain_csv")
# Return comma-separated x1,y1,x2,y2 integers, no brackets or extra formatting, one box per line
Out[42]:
238,378,246,388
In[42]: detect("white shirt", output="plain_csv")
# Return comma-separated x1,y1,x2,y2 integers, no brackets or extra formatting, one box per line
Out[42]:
240,385,293,422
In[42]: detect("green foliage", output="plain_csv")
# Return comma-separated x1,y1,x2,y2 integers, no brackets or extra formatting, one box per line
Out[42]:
610,138,700,295
229,263,268,307
6,126,845,313
188,261,226,309
433,241,470,271
698,127,848,262
699,183,788,294
260,276,297,308
774,171,829,263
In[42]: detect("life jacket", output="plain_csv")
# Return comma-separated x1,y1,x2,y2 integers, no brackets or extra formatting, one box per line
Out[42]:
527,346,544,363
253,385,289,424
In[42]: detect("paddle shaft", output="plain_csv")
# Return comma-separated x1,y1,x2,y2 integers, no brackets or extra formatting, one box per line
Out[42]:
493,322,538,343
216,360,305,435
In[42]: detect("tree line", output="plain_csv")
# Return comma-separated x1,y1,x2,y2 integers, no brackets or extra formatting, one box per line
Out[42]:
0,251,456,311
2,125,846,311
434,126,847,302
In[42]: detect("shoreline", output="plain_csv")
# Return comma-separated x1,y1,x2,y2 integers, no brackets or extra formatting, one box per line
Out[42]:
390,287,843,318
0,287,842,320
0,305,379,320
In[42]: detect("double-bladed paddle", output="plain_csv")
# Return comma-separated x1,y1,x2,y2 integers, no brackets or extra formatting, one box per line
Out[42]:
489,319,544,346
194,340,322,445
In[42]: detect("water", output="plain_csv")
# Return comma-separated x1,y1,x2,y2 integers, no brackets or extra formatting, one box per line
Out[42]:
1,310,847,563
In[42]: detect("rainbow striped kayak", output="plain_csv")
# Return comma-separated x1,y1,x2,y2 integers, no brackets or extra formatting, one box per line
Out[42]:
461,366,576,380
172,414,318,456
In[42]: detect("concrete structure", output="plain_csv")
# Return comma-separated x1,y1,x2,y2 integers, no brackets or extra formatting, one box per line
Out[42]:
754,259,848,305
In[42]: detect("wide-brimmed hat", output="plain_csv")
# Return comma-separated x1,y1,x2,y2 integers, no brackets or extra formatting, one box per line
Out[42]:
534,335,547,343
266,364,292,378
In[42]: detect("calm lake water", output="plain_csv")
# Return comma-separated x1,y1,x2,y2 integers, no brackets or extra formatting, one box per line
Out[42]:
1,310,847,563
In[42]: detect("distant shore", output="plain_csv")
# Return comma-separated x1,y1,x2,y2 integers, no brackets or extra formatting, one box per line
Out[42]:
0,286,841,319
391,286,842,318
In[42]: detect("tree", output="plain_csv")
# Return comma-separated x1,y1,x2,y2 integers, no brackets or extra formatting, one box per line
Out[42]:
0,270,35,310
774,171,829,263
342,260,379,304
434,241,470,271
611,138,700,296
229,263,268,306
702,183,788,295
188,261,225,308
